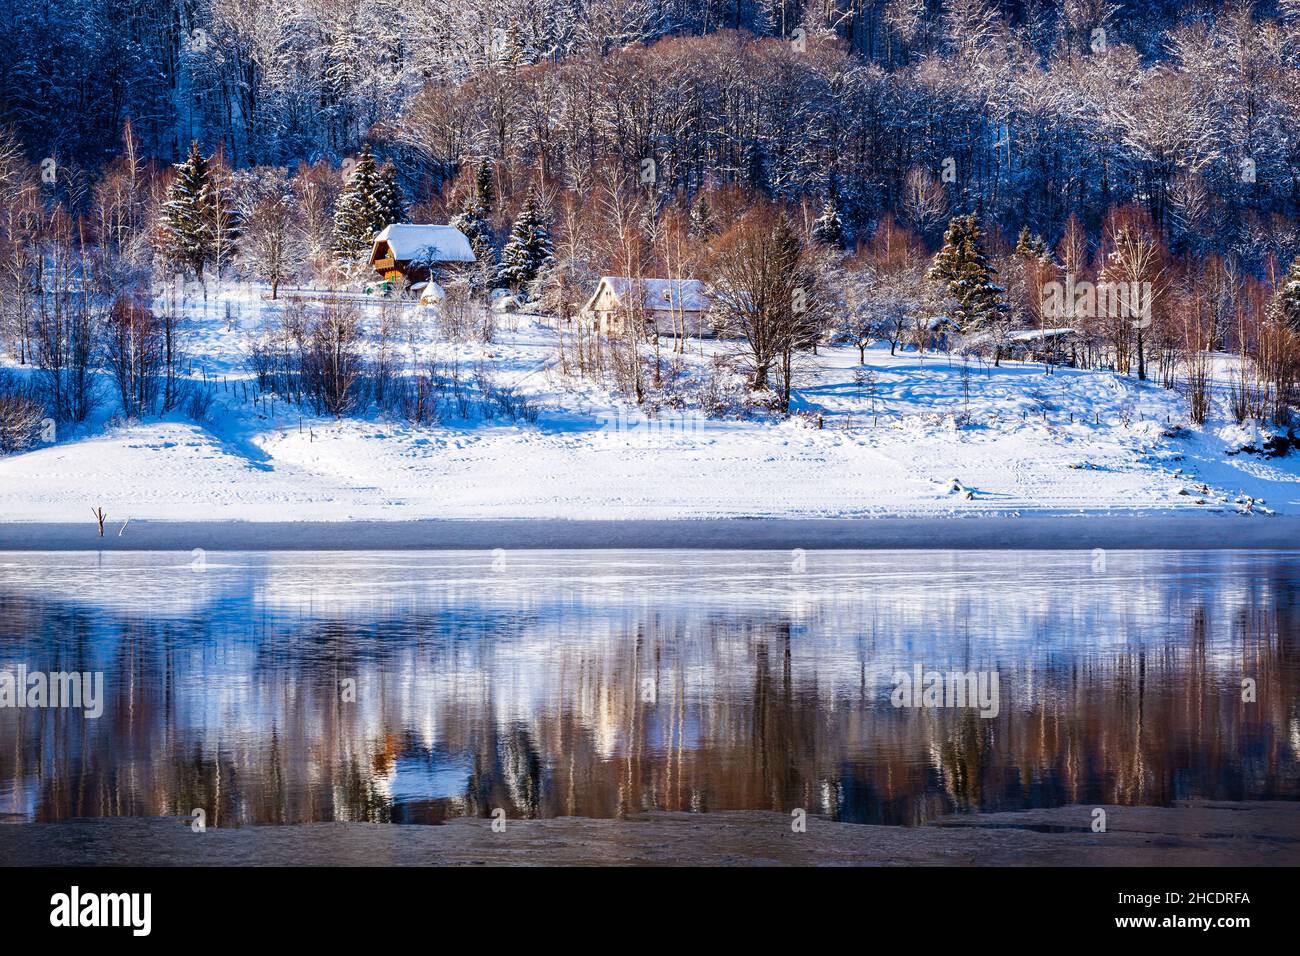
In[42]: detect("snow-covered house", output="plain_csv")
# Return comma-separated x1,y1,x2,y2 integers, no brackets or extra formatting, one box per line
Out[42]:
369,224,475,285
1004,327,1079,365
582,277,712,338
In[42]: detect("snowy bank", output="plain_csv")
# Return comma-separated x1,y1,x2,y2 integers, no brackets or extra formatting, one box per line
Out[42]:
3,289,1299,528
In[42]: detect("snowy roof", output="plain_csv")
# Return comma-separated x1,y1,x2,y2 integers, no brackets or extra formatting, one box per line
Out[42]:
1008,327,1076,342
371,224,475,264
585,277,710,314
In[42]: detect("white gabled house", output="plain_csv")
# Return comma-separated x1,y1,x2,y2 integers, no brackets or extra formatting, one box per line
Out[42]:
582,277,713,338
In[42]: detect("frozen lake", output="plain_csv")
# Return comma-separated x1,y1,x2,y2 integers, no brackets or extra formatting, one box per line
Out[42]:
1,549,1297,830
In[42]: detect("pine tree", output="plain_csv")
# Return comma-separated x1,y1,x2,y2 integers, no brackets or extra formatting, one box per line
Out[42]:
161,141,215,278
496,186,554,293
1014,225,1034,257
1272,255,1300,333
926,214,1008,334
333,145,403,259
1015,225,1051,262
375,161,406,226
689,193,713,238
502,21,527,68
450,159,498,290
450,160,494,246
812,196,844,248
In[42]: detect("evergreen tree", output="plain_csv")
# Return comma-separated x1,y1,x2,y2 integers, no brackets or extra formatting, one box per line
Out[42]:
689,193,713,238
926,214,1008,334
502,21,527,67
812,196,844,248
1015,225,1051,262
333,145,403,259
1272,255,1300,333
496,186,554,293
450,159,498,290
450,159,495,246
375,161,406,225
161,141,215,278
1014,225,1034,256
473,159,495,213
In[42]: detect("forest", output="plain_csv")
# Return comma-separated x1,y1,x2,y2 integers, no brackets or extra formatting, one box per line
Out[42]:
0,0,1298,447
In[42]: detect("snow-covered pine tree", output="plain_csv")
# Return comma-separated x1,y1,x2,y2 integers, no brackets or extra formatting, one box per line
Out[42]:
1271,255,1300,333
333,145,400,260
502,21,527,68
1015,225,1051,262
375,161,406,226
1014,225,1034,256
450,159,498,291
926,214,1007,334
450,159,494,246
160,141,215,278
812,196,844,248
474,159,495,212
496,186,554,294
689,193,713,238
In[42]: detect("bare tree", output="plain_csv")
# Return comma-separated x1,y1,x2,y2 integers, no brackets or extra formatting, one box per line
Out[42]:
102,294,163,418
709,204,822,411
292,160,341,285
0,370,45,452
33,206,97,423
0,182,40,364
304,298,364,416
1100,204,1169,379
236,167,298,298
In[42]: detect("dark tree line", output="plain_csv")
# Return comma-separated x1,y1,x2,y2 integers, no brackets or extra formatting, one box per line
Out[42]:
2,1,1298,271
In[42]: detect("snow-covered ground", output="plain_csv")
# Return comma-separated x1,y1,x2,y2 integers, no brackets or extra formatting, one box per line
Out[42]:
2,285,1298,522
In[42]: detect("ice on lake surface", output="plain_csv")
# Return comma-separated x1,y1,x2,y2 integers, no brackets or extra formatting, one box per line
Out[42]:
1,550,1297,826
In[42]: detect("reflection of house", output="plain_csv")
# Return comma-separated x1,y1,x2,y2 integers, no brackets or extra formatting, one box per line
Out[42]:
369,224,475,285
582,277,712,337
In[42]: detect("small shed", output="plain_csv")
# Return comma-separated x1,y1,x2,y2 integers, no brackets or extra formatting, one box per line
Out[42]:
369,224,475,285
582,277,712,338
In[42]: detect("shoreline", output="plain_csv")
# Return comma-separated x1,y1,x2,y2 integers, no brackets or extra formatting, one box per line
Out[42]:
2,802,1295,866
0,514,1297,551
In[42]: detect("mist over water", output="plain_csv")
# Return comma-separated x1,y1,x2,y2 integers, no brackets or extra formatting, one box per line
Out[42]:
1,550,1296,827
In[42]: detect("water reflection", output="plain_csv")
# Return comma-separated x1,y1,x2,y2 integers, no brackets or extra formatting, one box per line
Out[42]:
0,550,1297,827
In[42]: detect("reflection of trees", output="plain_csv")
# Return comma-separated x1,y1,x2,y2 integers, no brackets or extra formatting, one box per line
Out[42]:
465,725,544,821
1,558,1298,827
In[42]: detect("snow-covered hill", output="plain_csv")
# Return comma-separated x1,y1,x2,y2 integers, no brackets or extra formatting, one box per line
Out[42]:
2,287,1297,522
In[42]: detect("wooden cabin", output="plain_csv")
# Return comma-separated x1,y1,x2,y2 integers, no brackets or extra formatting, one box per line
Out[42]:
582,277,712,338
369,224,475,285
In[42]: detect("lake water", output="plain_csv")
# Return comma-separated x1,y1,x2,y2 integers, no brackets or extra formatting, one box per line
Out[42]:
1,550,1297,827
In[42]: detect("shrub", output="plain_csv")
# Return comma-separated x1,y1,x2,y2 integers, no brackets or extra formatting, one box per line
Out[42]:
0,372,47,453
